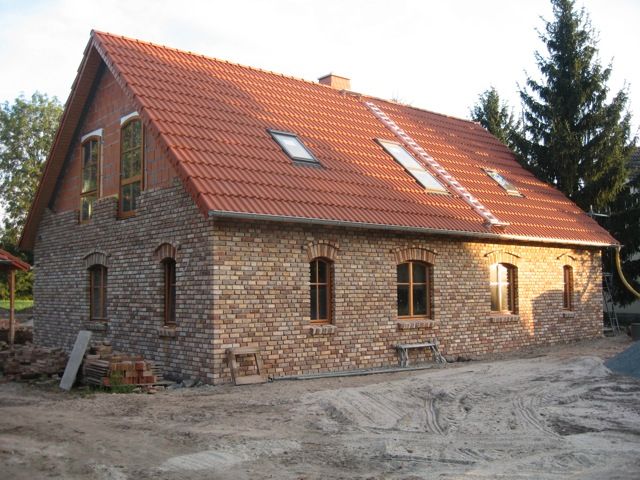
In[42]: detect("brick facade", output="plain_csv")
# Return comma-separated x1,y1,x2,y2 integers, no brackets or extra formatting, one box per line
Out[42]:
211,220,602,383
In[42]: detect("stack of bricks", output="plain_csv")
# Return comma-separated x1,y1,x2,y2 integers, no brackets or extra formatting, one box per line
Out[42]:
82,342,159,387
0,343,68,381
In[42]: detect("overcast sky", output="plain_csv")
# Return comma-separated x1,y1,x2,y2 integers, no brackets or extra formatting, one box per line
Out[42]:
1,0,639,134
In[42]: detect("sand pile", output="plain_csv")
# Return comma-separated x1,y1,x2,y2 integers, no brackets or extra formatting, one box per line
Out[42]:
605,340,640,378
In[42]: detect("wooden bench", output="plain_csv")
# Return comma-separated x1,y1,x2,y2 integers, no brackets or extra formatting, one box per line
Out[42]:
226,347,268,385
395,339,446,367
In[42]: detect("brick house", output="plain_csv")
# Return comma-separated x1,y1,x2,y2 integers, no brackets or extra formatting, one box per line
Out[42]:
20,31,617,384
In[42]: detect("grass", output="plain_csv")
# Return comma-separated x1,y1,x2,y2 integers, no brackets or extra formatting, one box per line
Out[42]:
0,299,33,311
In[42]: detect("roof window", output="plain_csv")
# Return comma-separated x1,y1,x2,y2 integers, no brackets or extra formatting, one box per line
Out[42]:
484,169,522,196
377,140,447,193
269,130,318,164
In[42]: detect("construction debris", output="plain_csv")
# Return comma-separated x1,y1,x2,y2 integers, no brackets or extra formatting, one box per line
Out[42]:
0,342,68,381
82,341,162,387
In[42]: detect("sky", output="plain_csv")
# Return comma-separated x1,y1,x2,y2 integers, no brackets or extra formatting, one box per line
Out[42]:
0,0,639,135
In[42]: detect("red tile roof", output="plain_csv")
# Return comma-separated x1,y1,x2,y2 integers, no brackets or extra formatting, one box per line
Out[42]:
20,31,618,249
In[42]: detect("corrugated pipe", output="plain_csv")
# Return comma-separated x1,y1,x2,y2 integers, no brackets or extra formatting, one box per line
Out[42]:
615,245,640,299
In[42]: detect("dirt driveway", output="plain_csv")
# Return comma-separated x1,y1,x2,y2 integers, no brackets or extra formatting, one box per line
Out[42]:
1,336,639,479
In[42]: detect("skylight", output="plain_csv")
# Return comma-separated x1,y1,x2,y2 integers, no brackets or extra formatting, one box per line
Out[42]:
484,169,522,196
269,130,318,164
377,140,447,193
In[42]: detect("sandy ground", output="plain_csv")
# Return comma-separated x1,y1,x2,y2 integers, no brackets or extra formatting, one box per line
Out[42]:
1,336,639,480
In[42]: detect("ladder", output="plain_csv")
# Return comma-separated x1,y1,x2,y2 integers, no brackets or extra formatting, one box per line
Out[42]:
602,273,620,335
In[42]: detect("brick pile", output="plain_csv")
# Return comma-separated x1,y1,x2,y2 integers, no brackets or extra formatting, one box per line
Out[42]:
82,342,160,387
0,343,68,380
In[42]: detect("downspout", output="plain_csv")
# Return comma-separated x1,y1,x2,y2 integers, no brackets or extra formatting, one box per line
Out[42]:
614,245,640,299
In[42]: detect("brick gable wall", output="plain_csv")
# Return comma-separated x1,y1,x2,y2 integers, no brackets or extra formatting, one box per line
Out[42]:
34,182,215,382
53,67,175,213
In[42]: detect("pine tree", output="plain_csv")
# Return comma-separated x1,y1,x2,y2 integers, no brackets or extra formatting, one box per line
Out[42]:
470,87,517,148
518,0,634,212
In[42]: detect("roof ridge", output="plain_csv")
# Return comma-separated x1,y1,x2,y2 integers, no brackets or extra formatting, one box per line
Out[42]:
91,30,482,125
91,30,349,95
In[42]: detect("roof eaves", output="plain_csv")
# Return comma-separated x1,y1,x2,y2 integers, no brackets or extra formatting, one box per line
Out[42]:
208,209,619,248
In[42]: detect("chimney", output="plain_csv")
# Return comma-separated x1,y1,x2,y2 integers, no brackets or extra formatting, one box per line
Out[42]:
318,73,351,90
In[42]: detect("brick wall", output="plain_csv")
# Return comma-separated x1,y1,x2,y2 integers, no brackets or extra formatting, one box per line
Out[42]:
33,182,215,382
53,67,174,213
212,220,602,384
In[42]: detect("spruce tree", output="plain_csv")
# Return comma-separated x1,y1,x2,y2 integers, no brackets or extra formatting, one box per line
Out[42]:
470,87,517,148
518,0,634,212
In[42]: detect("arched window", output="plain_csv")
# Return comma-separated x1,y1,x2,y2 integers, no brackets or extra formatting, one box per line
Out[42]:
490,263,517,313
310,258,332,323
120,117,143,216
397,261,432,319
89,265,107,321
563,265,574,310
80,136,100,222
163,258,177,325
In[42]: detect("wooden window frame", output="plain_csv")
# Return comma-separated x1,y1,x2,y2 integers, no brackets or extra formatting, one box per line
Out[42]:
310,258,332,324
163,258,177,326
119,117,144,218
490,263,517,314
89,265,107,321
80,136,101,223
397,261,433,320
563,265,574,311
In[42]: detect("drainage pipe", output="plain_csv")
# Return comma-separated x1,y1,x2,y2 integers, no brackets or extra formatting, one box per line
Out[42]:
614,246,640,299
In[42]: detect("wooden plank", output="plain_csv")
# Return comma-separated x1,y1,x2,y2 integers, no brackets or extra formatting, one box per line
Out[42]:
234,374,267,385
59,330,92,391
228,346,260,355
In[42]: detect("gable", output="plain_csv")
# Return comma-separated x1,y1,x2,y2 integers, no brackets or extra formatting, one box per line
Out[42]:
51,67,177,213
20,31,618,250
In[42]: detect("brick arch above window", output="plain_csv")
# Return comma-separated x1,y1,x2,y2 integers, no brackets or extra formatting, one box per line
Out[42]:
556,253,577,267
83,250,109,269
154,242,177,262
393,246,437,265
306,240,339,262
484,250,521,267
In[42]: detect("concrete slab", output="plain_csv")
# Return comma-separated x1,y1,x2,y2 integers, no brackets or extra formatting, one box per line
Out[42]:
59,330,92,391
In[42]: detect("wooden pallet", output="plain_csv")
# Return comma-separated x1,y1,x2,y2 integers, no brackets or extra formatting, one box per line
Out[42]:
226,347,267,385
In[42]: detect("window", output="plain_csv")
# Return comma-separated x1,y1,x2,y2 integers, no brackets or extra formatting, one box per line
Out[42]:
378,139,447,193
484,169,522,196
563,265,574,310
269,130,318,164
80,137,100,221
163,258,177,325
490,263,517,313
397,261,432,319
89,265,107,321
120,118,143,216
310,258,332,323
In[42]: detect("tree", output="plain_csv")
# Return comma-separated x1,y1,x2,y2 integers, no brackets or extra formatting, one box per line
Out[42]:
517,0,634,212
0,92,62,246
470,87,518,148
0,92,62,298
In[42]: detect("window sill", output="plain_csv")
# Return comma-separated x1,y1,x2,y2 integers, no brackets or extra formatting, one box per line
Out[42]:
83,320,108,332
307,324,337,336
159,325,178,338
488,313,520,324
561,310,576,318
397,319,435,330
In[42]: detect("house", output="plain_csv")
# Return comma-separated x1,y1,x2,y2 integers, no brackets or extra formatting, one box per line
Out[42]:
20,31,617,384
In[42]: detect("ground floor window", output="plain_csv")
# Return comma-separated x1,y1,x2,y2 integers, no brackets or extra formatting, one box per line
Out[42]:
563,265,574,310
163,258,176,325
397,261,432,319
490,263,517,313
310,258,332,323
89,265,107,321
